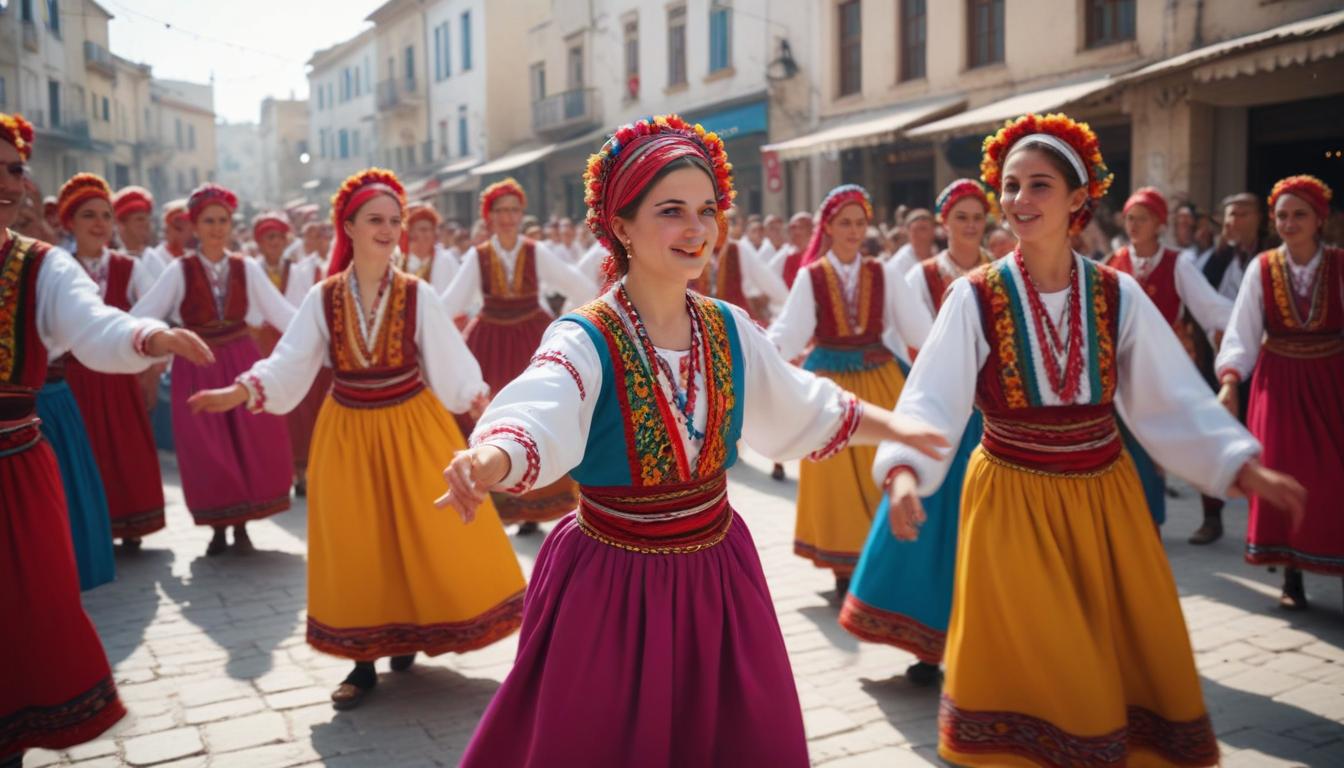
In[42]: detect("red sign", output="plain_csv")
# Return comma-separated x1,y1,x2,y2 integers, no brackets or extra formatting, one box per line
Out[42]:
764,150,782,194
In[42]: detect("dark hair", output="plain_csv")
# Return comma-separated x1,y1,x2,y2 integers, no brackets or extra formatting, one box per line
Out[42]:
609,154,716,276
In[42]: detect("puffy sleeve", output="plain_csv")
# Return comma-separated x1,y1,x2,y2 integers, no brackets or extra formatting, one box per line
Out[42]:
736,305,860,461
128,256,159,306
766,271,818,361
739,243,789,308
872,279,986,495
38,247,168,373
904,263,937,322
244,259,298,330
429,251,461,295
1214,258,1265,382
1114,274,1259,498
142,248,167,281
535,243,599,306
1175,254,1234,333
283,259,315,307
471,320,601,494
439,247,482,317
416,281,488,413
237,286,329,415
884,259,932,353
130,258,186,323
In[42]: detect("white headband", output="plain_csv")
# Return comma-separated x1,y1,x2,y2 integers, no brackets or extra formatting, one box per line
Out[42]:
1013,133,1088,187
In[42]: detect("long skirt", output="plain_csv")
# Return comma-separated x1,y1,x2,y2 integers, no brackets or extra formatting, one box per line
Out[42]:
465,311,577,523
170,336,291,526
65,360,166,539
305,389,525,660
286,367,332,472
1121,423,1166,526
1,442,126,758
36,381,115,591
460,512,809,768
939,449,1217,767
794,360,904,575
840,411,982,663
1244,347,1344,574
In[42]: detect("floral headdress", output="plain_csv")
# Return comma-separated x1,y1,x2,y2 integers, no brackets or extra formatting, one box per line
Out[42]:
479,178,526,222
935,178,996,224
328,167,406,277
981,113,1112,234
797,184,873,269
56,173,113,228
1268,174,1332,222
0,113,35,160
186,183,239,223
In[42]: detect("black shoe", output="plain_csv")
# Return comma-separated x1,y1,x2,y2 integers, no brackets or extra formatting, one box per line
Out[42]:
905,661,941,687
390,653,416,672
2,751,23,768
771,463,785,481
294,477,307,498
1188,515,1223,545
834,575,851,600
516,521,540,536
206,529,229,557
1165,483,1180,499
121,537,143,552
1280,568,1308,611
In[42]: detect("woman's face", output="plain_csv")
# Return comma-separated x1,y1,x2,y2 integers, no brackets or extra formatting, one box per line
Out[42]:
408,217,437,255
1174,207,1195,244
824,202,869,257
489,194,524,239
194,204,233,252
1273,193,1321,251
611,166,719,285
344,193,402,263
70,198,114,253
1123,204,1161,247
945,197,988,251
257,229,288,261
999,147,1086,247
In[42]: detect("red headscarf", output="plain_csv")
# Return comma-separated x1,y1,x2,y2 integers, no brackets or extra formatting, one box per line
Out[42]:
252,212,291,242
479,178,526,222
0,113,35,160
112,186,154,221
328,168,406,277
798,184,873,269
935,179,994,224
186,183,238,223
1123,186,1168,225
56,173,113,228
1269,175,1332,221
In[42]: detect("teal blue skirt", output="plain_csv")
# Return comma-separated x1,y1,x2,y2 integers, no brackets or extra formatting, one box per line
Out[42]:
37,381,115,591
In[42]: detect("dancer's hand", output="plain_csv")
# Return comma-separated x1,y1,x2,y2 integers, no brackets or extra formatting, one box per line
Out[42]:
883,468,925,541
1216,375,1240,419
187,383,249,414
435,446,510,524
885,413,949,460
147,328,215,366
1234,459,1307,519
468,391,491,421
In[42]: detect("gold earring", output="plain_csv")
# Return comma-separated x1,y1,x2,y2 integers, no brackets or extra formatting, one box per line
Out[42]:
625,241,634,258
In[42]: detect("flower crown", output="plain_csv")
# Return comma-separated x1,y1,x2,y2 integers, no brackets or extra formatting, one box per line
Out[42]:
331,168,405,227
582,114,735,260
819,184,873,221
56,173,112,225
935,178,997,223
0,113,36,160
981,113,1112,203
479,178,526,222
1268,174,1332,217
187,183,239,221
406,201,441,228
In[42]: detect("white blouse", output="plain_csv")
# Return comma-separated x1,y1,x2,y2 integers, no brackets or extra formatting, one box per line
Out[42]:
283,254,329,308
473,288,858,493
403,250,461,295
439,236,599,317
1121,247,1235,332
903,250,991,321
23,240,168,371
1216,248,1336,381
75,247,159,307
130,253,297,331
768,251,932,363
875,253,1259,500
238,278,487,415
730,238,789,311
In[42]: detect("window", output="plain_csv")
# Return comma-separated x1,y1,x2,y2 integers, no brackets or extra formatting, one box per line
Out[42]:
837,0,861,96
91,92,97,118
967,0,1004,68
319,128,327,158
176,170,184,193
317,85,324,110
45,0,57,35
48,79,60,126
434,22,451,80
404,45,415,88
175,119,183,148
667,6,687,87
21,0,33,22
102,96,109,121
343,68,352,101
326,83,333,109
190,167,199,188
188,124,195,150
623,19,638,98
457,105,467,157
339,129,349,159
438,120,448,158
354,65,361,97
899,0,926,81
530,62,545,102
0,78,7,110
461,11,473,71
709,1,731,72
567,43,583,89
1086,0,1135,48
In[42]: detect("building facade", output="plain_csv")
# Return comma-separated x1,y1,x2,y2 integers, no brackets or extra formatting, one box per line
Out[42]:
146,78,217,204
307,28,377,203
258,96,310,208
216,121,264,214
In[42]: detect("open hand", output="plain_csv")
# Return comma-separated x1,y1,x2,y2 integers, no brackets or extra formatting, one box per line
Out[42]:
1235,459,1307,519
884,468,926,541
147,328,215,367
434,445,510,524
187,383,248,414
887,414,950,460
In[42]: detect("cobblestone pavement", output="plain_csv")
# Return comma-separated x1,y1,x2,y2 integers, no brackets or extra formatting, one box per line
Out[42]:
23,450,1344,767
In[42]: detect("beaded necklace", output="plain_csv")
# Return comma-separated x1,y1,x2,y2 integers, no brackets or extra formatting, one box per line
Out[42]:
348,265,393,363
615,284,705,441
1015,249,1085,402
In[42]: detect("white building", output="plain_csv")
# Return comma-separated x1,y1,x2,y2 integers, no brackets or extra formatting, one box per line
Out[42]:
215,121,264,214
306,28,377,204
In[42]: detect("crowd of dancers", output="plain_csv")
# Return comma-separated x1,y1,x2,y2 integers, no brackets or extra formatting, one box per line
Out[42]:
2,103,1337,768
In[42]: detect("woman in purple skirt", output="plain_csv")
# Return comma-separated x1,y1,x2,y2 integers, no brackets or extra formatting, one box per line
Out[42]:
436,114,948,767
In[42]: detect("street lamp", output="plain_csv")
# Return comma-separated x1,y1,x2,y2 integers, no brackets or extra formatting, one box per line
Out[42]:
299,152,311,165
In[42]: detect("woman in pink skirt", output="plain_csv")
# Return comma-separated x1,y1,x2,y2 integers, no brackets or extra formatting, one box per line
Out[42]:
132,183,296,555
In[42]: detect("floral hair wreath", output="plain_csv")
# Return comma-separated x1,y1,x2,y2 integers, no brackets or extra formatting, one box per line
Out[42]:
1268,174,1333,221
0,113,36,161
186,183,239,222
330,168,406,229
935,178,997,223
582,114,736,264
479,178,526,222
406,201,441,228
981,113,1112,234
56,173,113,227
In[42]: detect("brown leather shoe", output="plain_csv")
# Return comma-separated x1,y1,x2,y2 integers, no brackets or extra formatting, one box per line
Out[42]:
330,682,369,710
1188,517,1223,545
771,463,786,481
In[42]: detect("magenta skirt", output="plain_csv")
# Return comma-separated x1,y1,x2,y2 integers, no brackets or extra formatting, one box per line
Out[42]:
170,335,292,526
460,511,809,768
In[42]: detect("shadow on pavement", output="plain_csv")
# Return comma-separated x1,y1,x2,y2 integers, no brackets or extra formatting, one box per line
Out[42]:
1203,676,1344,767
728,456,798,502
84,546,172,667
797,603,860,654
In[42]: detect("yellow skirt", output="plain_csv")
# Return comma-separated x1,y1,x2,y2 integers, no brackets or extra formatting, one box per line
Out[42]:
794,360,904,575
939,448,1218,767
306,389,525,661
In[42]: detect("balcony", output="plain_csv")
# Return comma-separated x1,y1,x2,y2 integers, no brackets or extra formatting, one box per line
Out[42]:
22,21,38,52
31,108,93,149
84,41,117,80
532,88,602,139
376,78,422,113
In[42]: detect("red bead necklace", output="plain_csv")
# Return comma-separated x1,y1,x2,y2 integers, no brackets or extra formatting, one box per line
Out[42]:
1014,249,1085,402
615,285,706,441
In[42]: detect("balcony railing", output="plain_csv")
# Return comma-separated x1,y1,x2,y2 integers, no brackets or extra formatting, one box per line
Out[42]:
376,78,422,112
84,41,117,79
532,88,601,139
22,21,38,52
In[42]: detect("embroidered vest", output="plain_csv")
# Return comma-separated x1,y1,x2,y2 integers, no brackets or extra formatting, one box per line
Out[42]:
477,240,545,323
1258,247,1344,360
782,248,804,289
1108,247,1183,326
804,257,893,373
967,258,1123,475
180,254,250,345
323,269,425,408
559,294,744,553
0,233,51,456
690,242,750,310
104,252,136,311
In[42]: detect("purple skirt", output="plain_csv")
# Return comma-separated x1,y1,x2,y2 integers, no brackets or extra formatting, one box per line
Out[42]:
170,335,292,526
461,511,809,768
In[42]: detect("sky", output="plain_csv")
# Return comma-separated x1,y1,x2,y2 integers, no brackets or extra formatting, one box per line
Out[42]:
106,0,386,124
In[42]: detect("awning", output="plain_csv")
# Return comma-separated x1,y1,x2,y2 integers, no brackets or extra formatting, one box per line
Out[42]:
1111,9,1344,86
761,95,965,160
906,76,1116,138
439,156,481,175
405,176,440,198
470,128,609,177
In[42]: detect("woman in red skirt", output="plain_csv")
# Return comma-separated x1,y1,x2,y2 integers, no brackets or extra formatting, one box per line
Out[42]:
0,112,213,767
1217,174,1343,610
56,173,167,547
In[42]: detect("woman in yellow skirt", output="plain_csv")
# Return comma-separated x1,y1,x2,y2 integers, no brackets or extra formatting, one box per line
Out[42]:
875,114,1306,767
190,168,525,710
768,184,931,595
